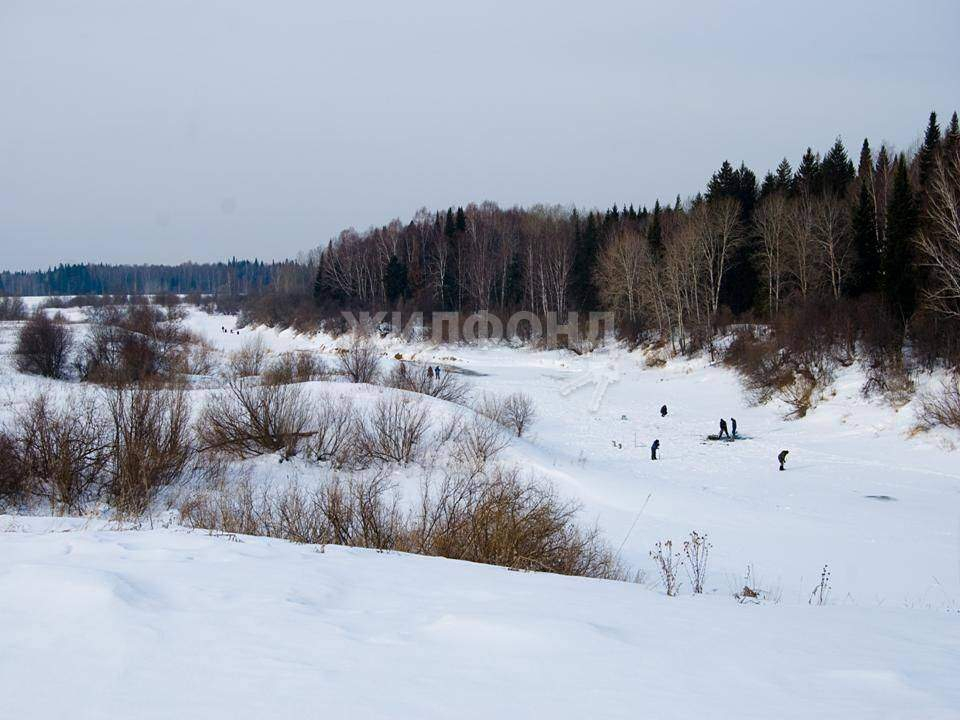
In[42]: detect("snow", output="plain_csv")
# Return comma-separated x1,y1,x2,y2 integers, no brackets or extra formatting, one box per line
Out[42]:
2,304,960,718
1,517,958,720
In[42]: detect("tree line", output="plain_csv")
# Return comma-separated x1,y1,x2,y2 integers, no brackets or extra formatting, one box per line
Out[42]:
0,258,311,297
309,110,960,360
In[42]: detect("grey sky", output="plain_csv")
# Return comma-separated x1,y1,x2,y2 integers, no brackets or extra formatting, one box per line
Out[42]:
1,0,957,270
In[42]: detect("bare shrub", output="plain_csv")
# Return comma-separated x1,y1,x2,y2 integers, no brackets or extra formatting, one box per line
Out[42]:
262,351,329,385
0,431,24,507
500,392,536,437
0,296,27,321
229,336,269,378
682,531,711,594
79,305,191,383
410,465,623,579
650,540,681,596
197,376,311,458
385,362,470,404
453,415,509,473
185,341,217,376
338,336,380,384
473,392,505,423
106,383,193,515
356,395,430,464
315,474,403,548
14,393,110,512
917,376,960,430
308,395,358,467
14,311,73,379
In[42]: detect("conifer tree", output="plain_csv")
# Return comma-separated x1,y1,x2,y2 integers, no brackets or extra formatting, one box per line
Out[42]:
384,255,409,303
945,111,960,153
444,208,456,238
882,155,919,320
821,138,856,197
647,200,663,259
795,148,822,195
918,111,941,188
455,206,467,233
850,180,879,296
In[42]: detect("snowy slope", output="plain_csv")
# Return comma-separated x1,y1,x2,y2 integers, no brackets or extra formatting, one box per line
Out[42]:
1,517,957,720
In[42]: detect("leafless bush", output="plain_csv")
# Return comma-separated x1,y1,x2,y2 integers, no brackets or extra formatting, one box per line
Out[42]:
262,351,329,385
197,376,311,458
453,415,509,473
79,305,191,383
0,296,27,321
650,540,681,596
106,383,193,516
916,376,960,430
682,531,711,594
13,393,110,512
356,395,430,464
185,341,217,376
500,393,536,437
385,362,470,404
0,431,24,507
181,474,403,549
338,336,381,384
473,392,505,423
862,351,915,407
307,394,359,467
410,465,623,579
229,336,269,377
15,311,73,379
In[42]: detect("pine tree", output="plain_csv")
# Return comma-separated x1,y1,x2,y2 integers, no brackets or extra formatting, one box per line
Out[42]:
455,206,467,233
918,111,941,188
775,158,793,191
443,208,456,238
882,155,919,320
857,139,873,182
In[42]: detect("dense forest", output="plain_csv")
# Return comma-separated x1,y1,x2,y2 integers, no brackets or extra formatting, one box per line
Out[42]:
304,111,960,360
4,111,960,367
0,258,311,297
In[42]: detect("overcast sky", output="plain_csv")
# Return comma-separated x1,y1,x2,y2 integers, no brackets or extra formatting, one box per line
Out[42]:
1,1,957,270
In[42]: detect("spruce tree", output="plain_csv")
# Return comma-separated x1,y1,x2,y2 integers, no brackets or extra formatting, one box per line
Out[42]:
571,211,600,309
444,208,456,238
857,139,873,182
821,138,856,197
850,181,879,296
945,111,960,153
647,200,663,259
384,255,409,303
455,206,467,233
795,148,822,195
918,111,941,188
882,155,919,320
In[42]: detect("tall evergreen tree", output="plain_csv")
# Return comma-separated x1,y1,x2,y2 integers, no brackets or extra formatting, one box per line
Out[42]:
647,200,663,259
443,208,456,238
882,155,919,320
795,148,822,195
455,206,467,233
384,255,409,303
945,111,960,154
918,111,942,188
821,138,856,196
857,139,873,181
850,181,879,296
571,211,601,309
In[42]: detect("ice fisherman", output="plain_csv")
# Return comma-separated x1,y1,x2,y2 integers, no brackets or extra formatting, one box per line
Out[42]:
651,439,660,460
719,418,730,439
660,404,668,417
731,417,737,438
778,449,789,471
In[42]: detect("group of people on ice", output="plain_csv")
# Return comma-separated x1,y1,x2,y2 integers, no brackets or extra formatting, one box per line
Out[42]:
648,406,789,470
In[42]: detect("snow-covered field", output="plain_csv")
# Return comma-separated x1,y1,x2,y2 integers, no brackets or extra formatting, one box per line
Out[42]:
1,304,959,718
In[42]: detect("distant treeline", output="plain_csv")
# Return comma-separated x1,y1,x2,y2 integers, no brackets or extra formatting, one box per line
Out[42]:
0,258,312,297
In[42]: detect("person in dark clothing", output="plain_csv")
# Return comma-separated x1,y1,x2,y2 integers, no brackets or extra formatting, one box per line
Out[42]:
778,450,789,471
719,419,730,439
427,366,434,380
731,418,737,438
435,366,441,378
660,405,668,417
651,439,660,460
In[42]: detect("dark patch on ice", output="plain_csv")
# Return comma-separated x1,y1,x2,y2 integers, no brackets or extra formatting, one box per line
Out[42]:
864,495,896,502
